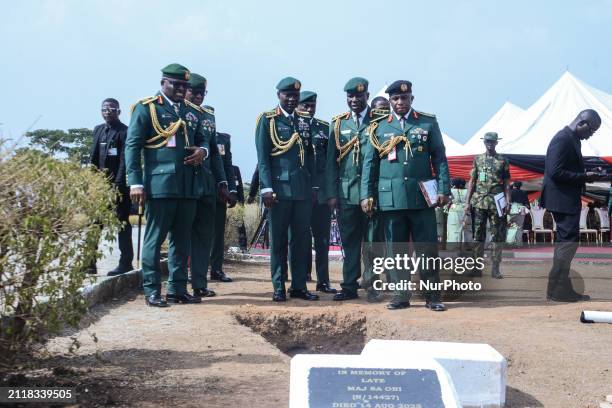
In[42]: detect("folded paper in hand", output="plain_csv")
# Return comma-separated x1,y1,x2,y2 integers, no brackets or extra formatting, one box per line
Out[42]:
418,179,438,207
494,192,506,217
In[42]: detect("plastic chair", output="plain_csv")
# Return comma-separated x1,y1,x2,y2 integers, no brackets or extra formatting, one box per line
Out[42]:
530,207,554,243
594,207,610,244
579,207,598,243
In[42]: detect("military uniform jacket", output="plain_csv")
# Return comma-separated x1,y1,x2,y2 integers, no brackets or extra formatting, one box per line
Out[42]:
125,92,211,199
309,117,330,204
361,109,450,210
183,101,226,197
255,107,314,201
216,132,237,192
326,108,376,206
469,153,510,210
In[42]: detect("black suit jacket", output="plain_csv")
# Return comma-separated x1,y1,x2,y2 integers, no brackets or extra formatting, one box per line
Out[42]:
248,166,260,199
233,165,245,204
89,121,128,187
541,126,586,214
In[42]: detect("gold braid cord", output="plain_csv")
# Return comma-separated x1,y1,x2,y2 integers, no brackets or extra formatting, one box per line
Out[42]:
269,117,304,166
368,121,412,158
334,116,360,164
145,103,189,149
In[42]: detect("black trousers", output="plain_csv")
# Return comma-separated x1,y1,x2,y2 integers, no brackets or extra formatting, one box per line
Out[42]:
92,188,134,269
547,211,580,296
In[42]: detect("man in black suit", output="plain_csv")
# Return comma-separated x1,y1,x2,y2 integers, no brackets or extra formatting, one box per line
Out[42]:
541,109,604,302
89,98,133,276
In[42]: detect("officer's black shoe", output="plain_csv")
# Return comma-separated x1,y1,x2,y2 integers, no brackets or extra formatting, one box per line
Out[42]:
107,264,133,277
272,290,287,302
547,292,590,302
145,294,168,307
193,288,216,297
386,301,410,310
289,289,320,301
210,270,233,282
316,283,338,294
366,289,383,303
426,300,447,311
333,291,358,301
166,293,202,304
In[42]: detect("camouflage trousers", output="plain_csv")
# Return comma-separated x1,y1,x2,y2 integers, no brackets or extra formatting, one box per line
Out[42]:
473,208,507,265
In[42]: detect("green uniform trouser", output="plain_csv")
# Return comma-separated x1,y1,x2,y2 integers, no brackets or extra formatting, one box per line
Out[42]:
382,208,441,302
142,198,196,297
362,214,385,289
337,203,369,295
473,208,507,265
269,199,312,292
210,199,226,272
306,202,331,284
188,195,216,290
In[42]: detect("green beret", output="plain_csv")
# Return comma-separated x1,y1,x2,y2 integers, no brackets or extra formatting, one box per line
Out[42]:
299,91,317,103
276,77,301,91
188,73,207,90
344,77,369,93
161,63,190,81
481,132,501,141
385,80,412,95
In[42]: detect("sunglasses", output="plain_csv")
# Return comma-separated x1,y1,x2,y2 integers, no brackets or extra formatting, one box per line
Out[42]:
101,107,119,113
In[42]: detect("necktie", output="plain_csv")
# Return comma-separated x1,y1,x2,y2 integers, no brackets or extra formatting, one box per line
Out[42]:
173,103,179,115
400,117,405,131
355,112,361,128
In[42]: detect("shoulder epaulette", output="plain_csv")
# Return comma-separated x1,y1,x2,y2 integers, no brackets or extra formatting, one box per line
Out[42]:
331,112,350,122
130,95,159,114
203,105,215,114
184,99,205,114
256,109,279,129
370,113,388,123
416,110,436,118
315,118,329,126
370,108,390,117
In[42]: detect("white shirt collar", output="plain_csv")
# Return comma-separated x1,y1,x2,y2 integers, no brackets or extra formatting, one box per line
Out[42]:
160,90,178,107
279,105,293,118
393,107,412,121
352,106,369,122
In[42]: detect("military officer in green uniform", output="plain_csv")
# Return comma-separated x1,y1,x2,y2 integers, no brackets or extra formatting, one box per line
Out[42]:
255,77,319,302
361,80,450,311
296,91,337,294
180,73,228,297
464,132,511,279
126,63,209,307
327,77,382,302
210,130,238,283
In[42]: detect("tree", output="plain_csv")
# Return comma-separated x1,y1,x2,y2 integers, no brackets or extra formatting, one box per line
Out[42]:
24,128,93,165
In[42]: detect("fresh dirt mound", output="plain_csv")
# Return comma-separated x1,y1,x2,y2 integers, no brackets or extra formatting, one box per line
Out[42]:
233,309,367,356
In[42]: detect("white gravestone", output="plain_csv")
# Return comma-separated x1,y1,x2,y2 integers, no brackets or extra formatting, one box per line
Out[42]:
362,340,507,408
290,353,460,408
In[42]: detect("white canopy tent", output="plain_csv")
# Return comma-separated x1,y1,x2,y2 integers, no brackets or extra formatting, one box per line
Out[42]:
499,72,612,157
462,102,525,155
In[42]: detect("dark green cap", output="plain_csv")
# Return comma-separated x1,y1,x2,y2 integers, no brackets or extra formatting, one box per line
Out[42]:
481,132,501,141
276,77,301,91
188,73,207,90
299,91,317,103
161,63,190,81
386,80,412,95
344,77,369,93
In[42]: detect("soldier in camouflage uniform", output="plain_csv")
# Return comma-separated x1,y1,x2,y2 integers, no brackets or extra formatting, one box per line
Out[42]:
464,132,511,279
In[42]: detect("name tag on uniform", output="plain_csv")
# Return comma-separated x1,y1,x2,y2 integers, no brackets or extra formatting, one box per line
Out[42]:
218,144,225,155
340,129,351,134
388,147,397,161
108,147,118,156
167,135,176,147
479,171,486,182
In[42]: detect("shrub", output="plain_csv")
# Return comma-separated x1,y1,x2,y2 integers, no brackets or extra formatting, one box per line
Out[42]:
0,147,119,362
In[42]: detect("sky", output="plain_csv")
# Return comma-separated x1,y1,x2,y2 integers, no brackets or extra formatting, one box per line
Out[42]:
2,0,612,173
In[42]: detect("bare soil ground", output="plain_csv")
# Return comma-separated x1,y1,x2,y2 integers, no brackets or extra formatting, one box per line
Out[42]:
6,260,612,407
